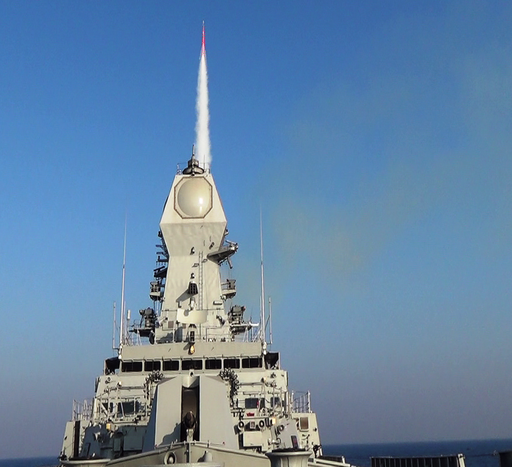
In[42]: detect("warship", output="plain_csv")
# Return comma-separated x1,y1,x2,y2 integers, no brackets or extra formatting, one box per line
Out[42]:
57,27,351,467
57,28,468,467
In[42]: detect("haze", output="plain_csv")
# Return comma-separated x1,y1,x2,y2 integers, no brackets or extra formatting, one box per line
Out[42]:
0,1,511,459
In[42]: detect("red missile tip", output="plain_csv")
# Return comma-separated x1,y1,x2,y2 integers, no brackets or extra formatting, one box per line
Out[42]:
201,22,206,53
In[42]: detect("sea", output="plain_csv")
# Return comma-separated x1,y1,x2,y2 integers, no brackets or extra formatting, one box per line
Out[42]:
323,439,512,467
1,439,512,467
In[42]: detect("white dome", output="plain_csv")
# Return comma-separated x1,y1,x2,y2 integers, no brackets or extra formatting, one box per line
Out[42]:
175,177,213,218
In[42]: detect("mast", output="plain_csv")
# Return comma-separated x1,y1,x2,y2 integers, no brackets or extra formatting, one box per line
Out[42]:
260,208,266,343
112,301,116,351
268,296,273,345
119,217,127,349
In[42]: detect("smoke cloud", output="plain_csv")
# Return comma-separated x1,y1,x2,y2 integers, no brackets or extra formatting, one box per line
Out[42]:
195,41,211,168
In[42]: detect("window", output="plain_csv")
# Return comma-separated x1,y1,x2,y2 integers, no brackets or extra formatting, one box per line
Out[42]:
163,360,179,371
117,401,138,416
245,398,259,409
224,358,240,369
205,359,222,369
245,398,265,409
122,361,143,372
299,416,309,431
145,360,161,372
242,357,262,368
182,359,203,370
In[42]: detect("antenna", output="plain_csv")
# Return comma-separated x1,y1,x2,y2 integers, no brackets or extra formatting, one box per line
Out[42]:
259,207,266,343
119,215,127,349
112,301,117,352
268,296,273,345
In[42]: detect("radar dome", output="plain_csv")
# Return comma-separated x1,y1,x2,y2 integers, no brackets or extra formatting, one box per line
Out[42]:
174,177,213,218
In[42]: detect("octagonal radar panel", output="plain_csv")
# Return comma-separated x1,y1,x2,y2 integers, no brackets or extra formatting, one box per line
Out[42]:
174,176,213,219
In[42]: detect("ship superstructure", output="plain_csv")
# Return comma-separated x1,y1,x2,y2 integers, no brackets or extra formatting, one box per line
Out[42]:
59,155,340,467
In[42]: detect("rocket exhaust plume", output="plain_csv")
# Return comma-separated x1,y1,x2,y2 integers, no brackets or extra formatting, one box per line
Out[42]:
195,22,211,169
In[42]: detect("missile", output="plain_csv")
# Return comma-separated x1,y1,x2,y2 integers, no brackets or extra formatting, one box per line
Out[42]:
201,21,206,56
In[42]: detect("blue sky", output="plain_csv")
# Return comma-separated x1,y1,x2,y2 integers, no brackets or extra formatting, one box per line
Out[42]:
1,0,512,459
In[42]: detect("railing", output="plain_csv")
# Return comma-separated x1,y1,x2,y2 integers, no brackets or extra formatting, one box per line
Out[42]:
221,280,236,298
72,399,93,421
291,391,311,413
372,454,466,467
127,319,258,344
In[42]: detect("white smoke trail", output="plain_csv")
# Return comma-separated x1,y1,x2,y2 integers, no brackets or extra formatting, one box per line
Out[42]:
195,44,211,168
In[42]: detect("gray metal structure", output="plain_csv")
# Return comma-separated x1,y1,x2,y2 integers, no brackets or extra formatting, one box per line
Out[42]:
58,154,351,467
